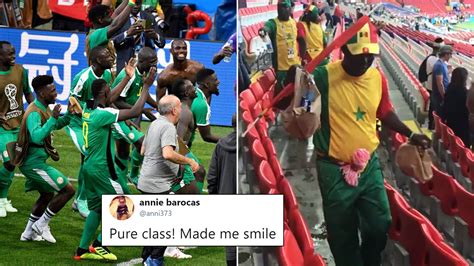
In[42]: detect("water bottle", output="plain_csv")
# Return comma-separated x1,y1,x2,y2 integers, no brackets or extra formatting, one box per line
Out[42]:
223,39,233,63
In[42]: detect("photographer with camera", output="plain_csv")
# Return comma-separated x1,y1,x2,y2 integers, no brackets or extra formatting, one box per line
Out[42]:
112,0,168,73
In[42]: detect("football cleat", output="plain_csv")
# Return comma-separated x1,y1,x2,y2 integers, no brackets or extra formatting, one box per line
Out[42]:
32,223,56,243
89,245,117,261
20,231,44,241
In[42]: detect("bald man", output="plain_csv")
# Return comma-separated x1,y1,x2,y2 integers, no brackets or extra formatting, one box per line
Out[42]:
138,95,199,265
138,95,199,194
156,40,204,101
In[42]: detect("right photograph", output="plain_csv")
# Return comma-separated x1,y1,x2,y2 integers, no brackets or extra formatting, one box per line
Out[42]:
238,0,474,265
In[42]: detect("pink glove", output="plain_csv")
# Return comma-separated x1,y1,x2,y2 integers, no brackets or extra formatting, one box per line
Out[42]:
341,149,370,187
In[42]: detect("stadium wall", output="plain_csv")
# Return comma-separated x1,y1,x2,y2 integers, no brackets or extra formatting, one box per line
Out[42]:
0,28,236,126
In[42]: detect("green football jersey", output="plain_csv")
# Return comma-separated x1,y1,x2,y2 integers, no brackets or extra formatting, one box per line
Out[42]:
71,66,113,104
189,87,211,147
112,68,143,105
82,106,119,168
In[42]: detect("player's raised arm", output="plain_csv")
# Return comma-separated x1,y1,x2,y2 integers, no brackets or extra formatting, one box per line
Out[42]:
117,66,156,121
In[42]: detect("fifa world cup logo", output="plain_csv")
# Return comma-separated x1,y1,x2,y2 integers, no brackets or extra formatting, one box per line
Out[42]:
5,84,19,110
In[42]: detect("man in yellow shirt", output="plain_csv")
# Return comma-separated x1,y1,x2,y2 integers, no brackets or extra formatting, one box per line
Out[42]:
312,22,430,266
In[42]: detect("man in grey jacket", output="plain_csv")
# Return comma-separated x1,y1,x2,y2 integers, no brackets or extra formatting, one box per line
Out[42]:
207,114,236,266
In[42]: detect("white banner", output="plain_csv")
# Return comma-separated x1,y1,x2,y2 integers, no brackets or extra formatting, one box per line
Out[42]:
101,195,283,246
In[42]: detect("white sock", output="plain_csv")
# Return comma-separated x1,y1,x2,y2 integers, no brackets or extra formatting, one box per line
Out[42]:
25,214,40,234
36,208,56,227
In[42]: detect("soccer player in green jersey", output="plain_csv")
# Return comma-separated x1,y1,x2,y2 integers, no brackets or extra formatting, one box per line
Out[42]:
111,47,158,185
190,68,222,147
0,41,35,217
68,46,141,218
74,66,156,261
17,75,76,243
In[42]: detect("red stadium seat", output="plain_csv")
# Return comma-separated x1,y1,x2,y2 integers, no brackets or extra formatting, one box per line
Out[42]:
262,137,277,157
257,160,278,193
448,132,462,163
288,209,314,257
433,112,442,139
455,183,474,238
427,237,469,266
239,88,257,108
303,253,325,266
431,166,458,216
278,178,299,211
258,68,277,90
277,225,305,266
251,139,268,169
459,147,472,178
441,123,452,150
250,82,265,101
269,155,285,183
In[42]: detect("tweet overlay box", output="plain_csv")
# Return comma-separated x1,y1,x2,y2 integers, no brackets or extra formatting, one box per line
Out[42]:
102,195,283,246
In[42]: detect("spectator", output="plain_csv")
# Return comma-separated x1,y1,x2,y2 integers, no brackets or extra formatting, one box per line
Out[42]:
259,0,303,87
112,0,166,73
208,114,236,266
431,45,453,117
442,67,470,147
422,37,444,130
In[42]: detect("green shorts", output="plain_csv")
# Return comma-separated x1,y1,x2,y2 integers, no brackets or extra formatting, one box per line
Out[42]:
171,152,200,192
83,165,131,212
0,127,19,163
111,121,144,144
20,164,69,193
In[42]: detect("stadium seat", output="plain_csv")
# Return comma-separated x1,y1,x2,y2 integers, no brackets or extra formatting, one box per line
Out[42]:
303,253,325,266
251,139,268,170
257,160,278,193
431,166,458,216
258,68,276,90
239,89,257,108
250,82,265,101
454,180,474,261
458,147,474,192
427,236,469,266
277,225,305,266
269,155,285,183
288,209,314,257
278,178,299,212
262,137,277,157
429,166,458,240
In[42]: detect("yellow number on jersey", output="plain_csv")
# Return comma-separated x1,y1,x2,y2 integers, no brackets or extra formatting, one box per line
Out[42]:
82,121,89,148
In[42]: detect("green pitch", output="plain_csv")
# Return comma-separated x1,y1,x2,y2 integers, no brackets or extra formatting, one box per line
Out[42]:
0,123,233,265
455,22,474,31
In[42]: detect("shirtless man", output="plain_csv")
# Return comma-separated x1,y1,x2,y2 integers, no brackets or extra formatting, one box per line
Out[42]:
169,78,206,193
156,40,204,101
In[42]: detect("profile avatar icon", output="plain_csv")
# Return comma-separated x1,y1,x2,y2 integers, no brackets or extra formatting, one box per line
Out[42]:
109,196,134,220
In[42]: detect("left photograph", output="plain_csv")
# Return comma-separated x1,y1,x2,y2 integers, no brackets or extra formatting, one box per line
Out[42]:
0,0,236,265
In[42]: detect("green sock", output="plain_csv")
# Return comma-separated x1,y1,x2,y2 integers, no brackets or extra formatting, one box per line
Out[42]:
130,148,143,180
76,164,87,201
97,233,102,243
0,167,14,198
79,210,101,250
197,181,204,193
115,156,129,183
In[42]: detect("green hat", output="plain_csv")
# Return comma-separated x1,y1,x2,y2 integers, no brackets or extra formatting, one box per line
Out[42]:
278,0,291,7
305,5,319,16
